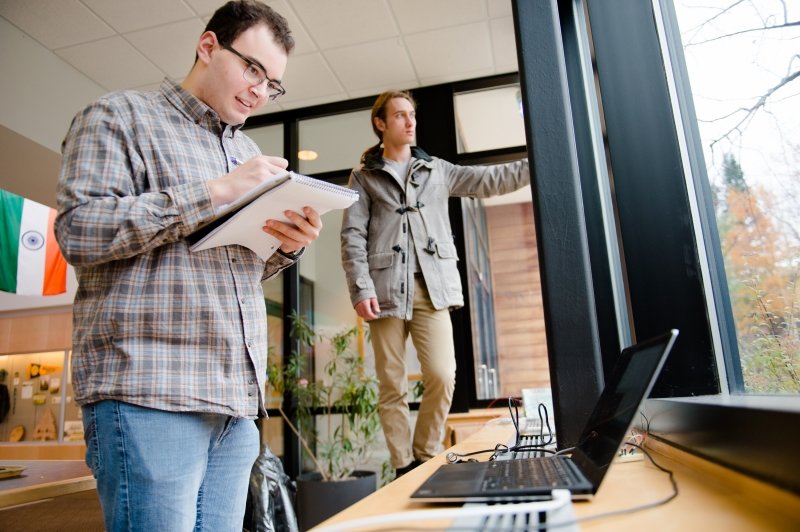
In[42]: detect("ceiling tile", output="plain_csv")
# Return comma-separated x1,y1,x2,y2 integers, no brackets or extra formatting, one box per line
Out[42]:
389,0,486,34
406,22,495,83
250,103,284,117
272,91,352,112
491,17,518,72
263,0,318,55
183,0,226,17
166,0,318,56
277,53,346,105
346,83,419,101
488,0,513,18
0,0,115,49
1,0,524,155
325,38,417,93
126,19,206,79
81,0,195,33
289,0,398,49
56,36,165,91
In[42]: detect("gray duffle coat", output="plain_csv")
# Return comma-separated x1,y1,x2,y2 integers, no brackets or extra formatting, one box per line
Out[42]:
340,147,530,320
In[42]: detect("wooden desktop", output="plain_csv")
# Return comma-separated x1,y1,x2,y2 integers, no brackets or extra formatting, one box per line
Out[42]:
0,459,95,509
313,418,799,531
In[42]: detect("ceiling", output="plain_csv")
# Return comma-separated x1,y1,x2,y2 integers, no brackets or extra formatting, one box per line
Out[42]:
0,0,518,112
0,0,519,312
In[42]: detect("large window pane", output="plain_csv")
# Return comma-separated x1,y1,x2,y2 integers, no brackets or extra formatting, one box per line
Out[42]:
247,123,284,158
291,208,390,475
673,1,800,394
262,272,285,453
462,184,549,401
454,85,526,153
297,111,374,175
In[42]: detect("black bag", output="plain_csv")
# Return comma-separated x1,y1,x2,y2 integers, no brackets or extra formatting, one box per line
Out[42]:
243,439,298,532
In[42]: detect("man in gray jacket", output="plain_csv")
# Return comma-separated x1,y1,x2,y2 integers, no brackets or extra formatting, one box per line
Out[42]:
340,90,530,477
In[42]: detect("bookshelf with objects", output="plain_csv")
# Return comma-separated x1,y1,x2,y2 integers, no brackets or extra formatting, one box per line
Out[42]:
0,350,84,459
0,309,85,459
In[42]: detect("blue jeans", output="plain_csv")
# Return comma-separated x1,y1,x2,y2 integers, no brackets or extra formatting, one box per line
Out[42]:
82,400,260,532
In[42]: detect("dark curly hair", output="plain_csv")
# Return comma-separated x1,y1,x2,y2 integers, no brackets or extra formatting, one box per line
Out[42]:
200,0,294,60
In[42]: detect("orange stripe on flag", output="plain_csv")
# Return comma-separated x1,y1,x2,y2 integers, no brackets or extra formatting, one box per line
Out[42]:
43,208,67,295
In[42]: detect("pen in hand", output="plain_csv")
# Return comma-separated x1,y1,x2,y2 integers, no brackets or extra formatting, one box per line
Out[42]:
210,155,290,209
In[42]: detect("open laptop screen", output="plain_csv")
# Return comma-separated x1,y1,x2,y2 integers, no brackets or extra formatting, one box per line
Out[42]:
570,329,678,490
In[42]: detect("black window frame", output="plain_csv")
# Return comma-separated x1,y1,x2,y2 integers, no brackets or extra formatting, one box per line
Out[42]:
513,0,799,494
245,0,800,493
245,74,540,422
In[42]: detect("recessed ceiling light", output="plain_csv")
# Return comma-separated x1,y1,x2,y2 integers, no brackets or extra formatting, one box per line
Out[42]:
298,150,318,161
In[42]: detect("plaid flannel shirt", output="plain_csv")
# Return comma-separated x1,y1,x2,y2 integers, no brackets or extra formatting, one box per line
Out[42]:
56,79,295,418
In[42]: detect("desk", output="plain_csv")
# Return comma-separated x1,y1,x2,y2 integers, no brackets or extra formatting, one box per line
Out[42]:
314,420,800,530
0,460,95,509
443,407,508,447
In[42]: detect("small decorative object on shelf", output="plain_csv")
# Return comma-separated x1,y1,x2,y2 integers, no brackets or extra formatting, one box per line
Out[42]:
32,407,57,441
8,425,25,442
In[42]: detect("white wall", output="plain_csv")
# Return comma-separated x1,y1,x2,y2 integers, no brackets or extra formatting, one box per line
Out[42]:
0,17,105,312
0,17,105,153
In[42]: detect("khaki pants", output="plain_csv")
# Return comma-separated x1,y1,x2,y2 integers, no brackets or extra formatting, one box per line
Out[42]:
369,277,456,468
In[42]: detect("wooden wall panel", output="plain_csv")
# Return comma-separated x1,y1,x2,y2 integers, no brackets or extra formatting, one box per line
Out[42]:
0,307,72,355
486,202,550,397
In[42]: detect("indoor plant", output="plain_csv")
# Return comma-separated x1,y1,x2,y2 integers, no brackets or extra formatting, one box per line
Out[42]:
267,312,386,529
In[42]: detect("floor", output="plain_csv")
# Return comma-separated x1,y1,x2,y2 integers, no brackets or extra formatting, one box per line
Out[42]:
0,490,105,531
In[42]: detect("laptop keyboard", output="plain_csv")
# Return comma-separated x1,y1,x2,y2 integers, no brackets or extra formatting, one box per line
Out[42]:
482,457,579,491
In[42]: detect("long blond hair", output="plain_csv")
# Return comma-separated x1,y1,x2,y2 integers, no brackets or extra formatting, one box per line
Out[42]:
360,90,416,164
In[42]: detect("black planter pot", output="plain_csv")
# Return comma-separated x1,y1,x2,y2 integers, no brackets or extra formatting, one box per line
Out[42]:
295,470,376,531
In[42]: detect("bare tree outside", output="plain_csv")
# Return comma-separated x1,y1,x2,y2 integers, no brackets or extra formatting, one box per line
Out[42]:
673,0,799,393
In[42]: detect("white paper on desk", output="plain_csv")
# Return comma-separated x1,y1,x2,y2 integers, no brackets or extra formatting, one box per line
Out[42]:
189,171,358,261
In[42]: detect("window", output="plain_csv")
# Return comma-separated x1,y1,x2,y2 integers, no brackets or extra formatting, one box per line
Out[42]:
296,111,374,175
671,0,800,394
246,123,283,159
265,202,391,475
454,85,527,153
516,0,800,492
261,272,286,455
240,0,798,493
451,82,546,404
462,191,550,401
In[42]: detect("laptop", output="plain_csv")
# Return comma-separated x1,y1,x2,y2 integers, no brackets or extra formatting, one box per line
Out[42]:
411,329,679,502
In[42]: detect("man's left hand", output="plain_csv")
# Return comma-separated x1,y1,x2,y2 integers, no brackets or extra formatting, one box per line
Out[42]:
263,206,322,254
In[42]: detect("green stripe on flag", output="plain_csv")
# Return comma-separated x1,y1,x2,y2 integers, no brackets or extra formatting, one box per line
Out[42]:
1,189,24,293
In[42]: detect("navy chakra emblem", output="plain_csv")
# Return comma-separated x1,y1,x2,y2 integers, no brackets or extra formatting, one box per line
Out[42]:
21,230,45,251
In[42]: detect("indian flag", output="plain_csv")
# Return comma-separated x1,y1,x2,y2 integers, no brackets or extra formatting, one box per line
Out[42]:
0,189,67,296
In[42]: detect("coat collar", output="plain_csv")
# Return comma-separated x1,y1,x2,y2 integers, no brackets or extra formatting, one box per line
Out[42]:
362,146,434,171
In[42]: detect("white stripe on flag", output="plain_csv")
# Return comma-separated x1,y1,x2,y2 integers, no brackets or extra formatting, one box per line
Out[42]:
17,199,49,295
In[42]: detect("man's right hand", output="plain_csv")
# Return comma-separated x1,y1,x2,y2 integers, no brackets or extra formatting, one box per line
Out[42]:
207,155,289,209
355,298,381,321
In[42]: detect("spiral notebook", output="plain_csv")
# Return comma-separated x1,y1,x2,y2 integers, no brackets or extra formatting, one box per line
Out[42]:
188,171,358,260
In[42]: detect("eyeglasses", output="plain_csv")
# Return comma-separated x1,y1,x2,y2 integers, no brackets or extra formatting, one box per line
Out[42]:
221,44,286,101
